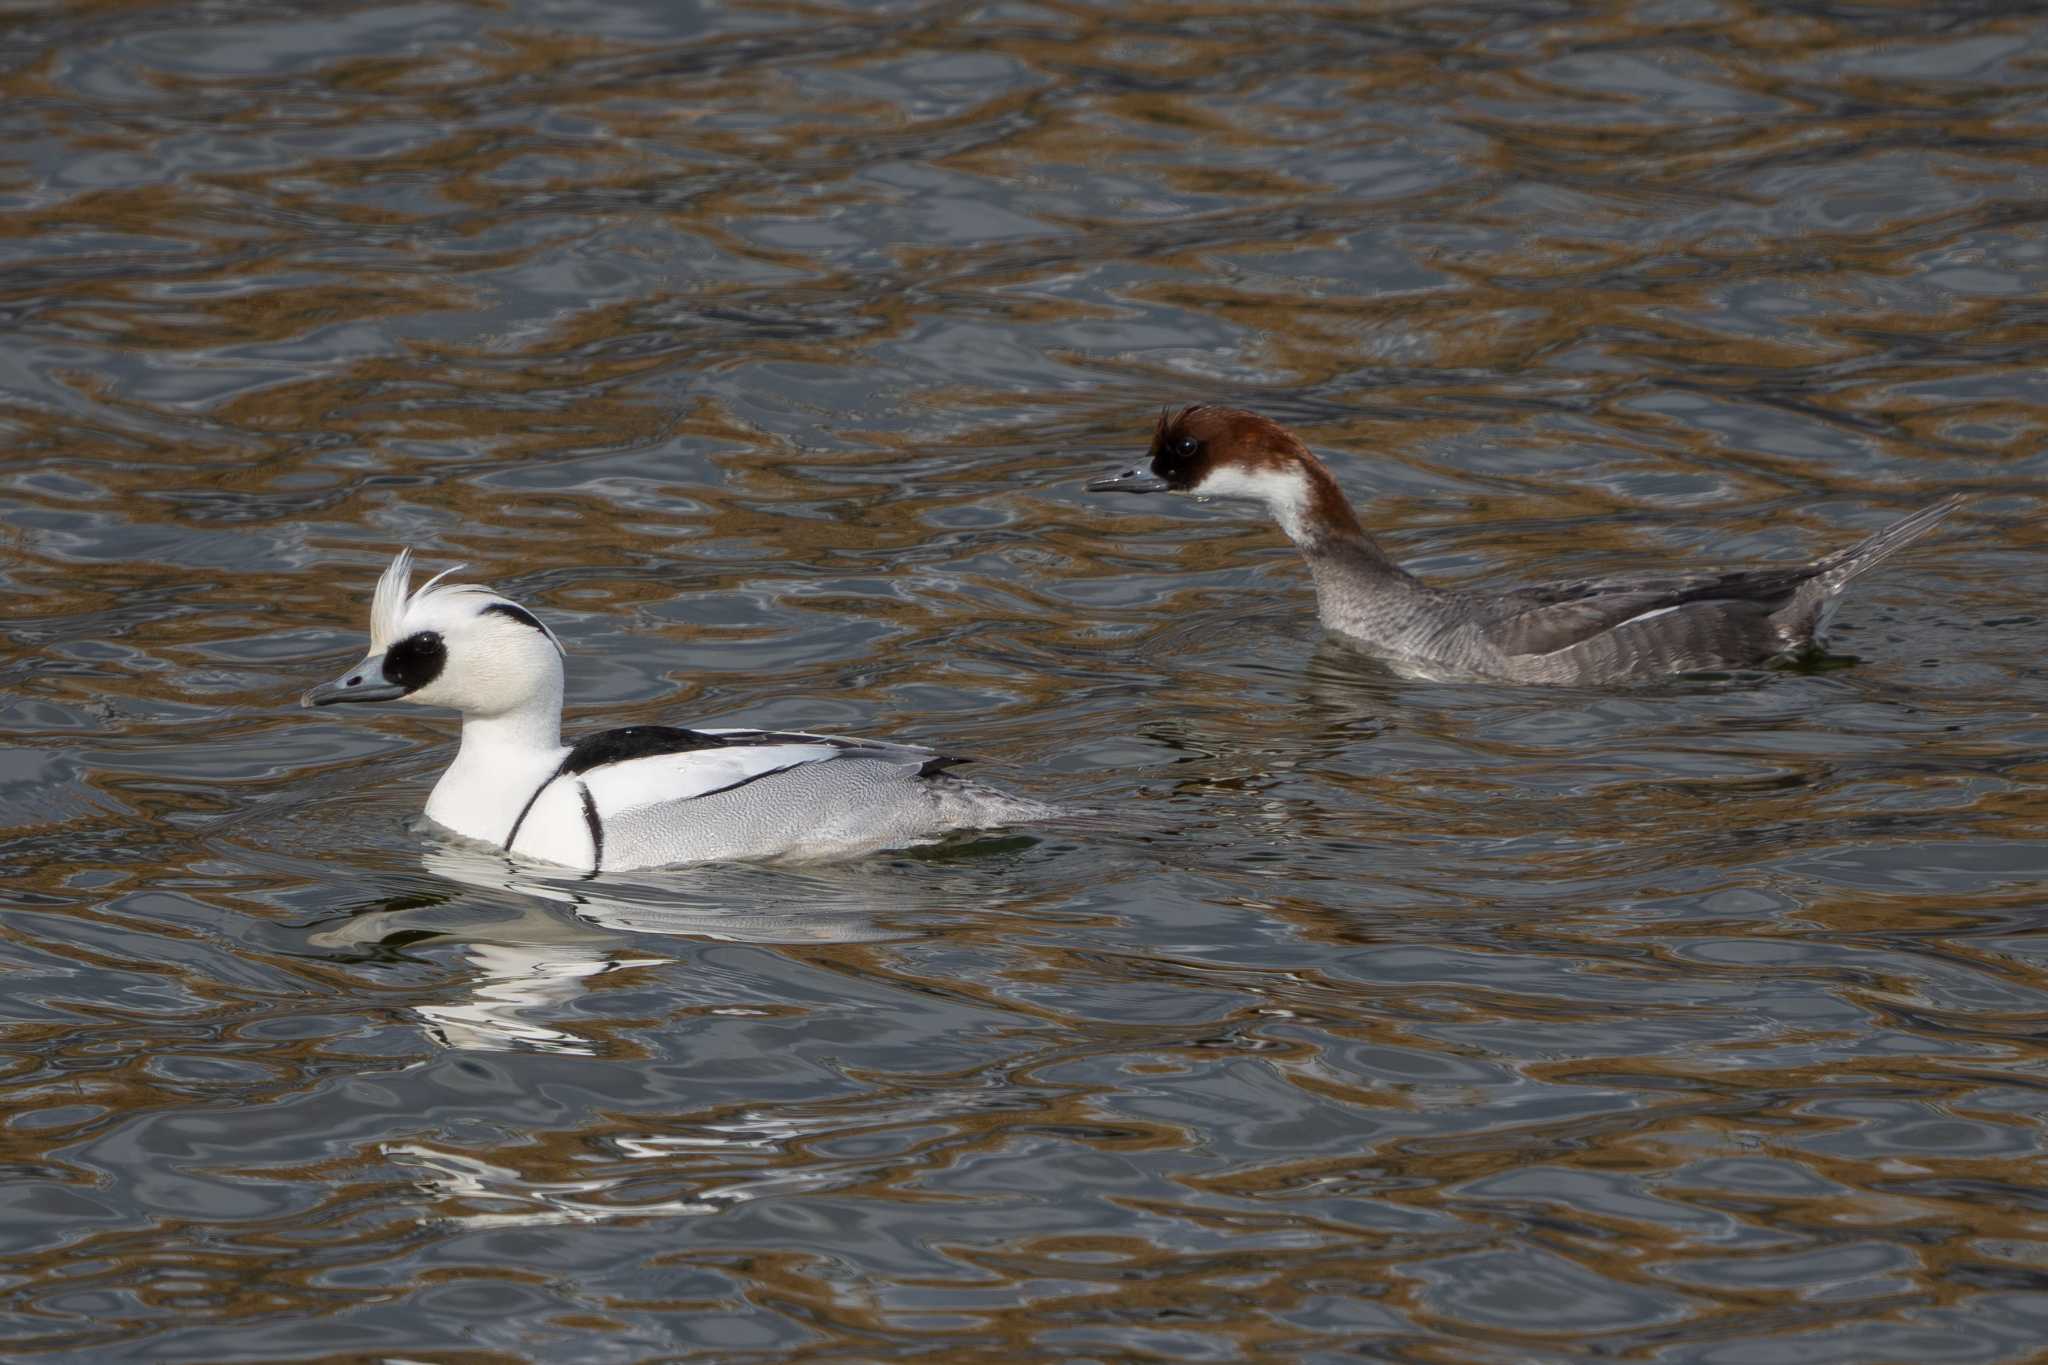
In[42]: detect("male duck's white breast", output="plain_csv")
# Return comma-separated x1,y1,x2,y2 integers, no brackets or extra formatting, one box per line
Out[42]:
505,778,600,869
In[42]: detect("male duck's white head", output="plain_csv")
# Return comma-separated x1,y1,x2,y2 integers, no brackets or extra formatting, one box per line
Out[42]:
301,548,565,720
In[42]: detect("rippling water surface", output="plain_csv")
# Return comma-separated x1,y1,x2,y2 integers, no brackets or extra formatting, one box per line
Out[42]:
4,2,2047,1359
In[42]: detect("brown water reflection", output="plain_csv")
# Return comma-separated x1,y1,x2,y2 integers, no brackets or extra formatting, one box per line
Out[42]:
3,0,2048,1360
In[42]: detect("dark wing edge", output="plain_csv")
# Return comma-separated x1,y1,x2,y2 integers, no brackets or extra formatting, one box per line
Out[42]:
560,725,727,776
559,722,960,769
707,728,969,778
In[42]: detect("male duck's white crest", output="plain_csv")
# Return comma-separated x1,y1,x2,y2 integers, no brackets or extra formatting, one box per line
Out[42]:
304,547,1055,872
368,546,419,654
367,546,564,657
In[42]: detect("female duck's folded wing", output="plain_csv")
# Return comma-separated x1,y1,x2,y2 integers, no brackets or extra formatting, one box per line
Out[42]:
1505,564,1812,610
1488,591,1705,659
1485,566,1816,659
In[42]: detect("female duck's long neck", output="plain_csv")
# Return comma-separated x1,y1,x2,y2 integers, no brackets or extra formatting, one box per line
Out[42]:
1250,458,1437,653
1266,459,1410,582
425,691,570,848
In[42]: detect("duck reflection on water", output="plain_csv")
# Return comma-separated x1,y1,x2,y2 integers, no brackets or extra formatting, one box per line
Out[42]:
309,841,920,1054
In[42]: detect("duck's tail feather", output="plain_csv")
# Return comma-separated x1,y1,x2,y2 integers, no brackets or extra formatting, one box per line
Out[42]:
1772,494,1962,643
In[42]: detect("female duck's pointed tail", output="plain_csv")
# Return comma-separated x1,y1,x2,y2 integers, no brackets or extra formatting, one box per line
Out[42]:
1772,494,1963,645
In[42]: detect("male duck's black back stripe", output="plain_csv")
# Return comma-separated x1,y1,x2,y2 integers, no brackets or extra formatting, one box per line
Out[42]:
578,780,603,873
561,725,725,776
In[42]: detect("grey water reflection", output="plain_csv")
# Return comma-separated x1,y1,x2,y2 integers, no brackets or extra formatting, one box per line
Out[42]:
315,845,923,1053
2,0,2047,1360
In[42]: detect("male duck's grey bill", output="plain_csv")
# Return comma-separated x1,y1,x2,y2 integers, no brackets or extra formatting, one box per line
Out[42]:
1088,467,1170,494
301,658,410,708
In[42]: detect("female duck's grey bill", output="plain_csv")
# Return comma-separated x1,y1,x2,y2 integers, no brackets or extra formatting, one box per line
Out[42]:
301,657,410,708
1088,467,1171,494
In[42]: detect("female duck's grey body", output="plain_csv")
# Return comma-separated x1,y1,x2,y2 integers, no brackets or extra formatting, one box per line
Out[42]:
303,550,1052,871
1091,405,1961,686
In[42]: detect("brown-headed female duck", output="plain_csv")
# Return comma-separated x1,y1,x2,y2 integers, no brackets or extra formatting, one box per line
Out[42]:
1090,405,1960,685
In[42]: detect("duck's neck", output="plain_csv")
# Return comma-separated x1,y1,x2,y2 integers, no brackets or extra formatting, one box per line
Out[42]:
1268,459,1412,583
425,696,570,848
1251,459,1438,655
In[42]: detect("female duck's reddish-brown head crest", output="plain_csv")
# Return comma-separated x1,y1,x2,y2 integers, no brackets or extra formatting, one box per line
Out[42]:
1135,405,1364,542
1146,405,1311,491
1089,403,1366,543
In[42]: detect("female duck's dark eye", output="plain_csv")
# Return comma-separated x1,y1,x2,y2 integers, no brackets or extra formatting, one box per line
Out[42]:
1172,435,1200,459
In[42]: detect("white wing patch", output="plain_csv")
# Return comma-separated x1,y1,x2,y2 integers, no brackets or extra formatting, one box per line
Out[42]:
582,743,860,818
1515,600,1691,659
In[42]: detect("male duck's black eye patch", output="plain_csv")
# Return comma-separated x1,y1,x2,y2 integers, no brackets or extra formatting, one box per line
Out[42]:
383,630,446,692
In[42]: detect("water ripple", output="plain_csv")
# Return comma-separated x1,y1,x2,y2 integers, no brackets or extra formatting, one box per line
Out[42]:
0,1,2044,1360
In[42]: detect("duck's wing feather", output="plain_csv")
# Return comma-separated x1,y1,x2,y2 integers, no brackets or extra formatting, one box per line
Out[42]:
1484,567,1816,658
691,728,964,779
1484,591,1677,659
1493,497,1962,660
571,726,960,818
1508,564,1815,609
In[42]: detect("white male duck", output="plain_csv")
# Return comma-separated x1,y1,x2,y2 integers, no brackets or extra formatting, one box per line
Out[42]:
304,550,1054,871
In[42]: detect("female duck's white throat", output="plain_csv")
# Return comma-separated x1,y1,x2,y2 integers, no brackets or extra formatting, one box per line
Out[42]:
1193,463,1317,542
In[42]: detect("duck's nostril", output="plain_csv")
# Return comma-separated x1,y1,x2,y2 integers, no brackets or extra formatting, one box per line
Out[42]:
346,676,360,688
